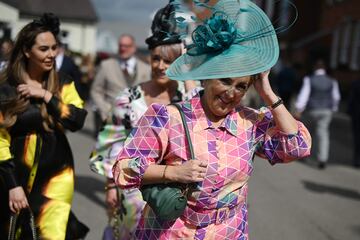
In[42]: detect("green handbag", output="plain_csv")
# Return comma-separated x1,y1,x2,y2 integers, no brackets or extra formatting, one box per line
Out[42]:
140,103,195,221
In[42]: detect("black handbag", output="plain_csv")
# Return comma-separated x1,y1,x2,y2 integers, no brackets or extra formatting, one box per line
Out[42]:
8,207,38,240
140,103,195,221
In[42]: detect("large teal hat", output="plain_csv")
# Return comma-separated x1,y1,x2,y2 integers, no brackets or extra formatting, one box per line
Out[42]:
166,0,280,81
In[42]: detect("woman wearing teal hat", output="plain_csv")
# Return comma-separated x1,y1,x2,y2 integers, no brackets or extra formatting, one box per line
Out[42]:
113,0,312,239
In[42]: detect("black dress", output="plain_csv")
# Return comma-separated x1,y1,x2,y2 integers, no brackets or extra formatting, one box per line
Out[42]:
0,76,87,239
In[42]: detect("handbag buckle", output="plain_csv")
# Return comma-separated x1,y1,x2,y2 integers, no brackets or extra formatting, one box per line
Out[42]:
215,206,230,225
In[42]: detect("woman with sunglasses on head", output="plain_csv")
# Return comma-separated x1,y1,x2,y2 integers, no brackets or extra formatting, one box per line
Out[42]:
0,13,87,239
89,3,197,239
113,0,311,239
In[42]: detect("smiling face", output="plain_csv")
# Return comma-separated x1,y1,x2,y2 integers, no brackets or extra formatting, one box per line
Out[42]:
150,47,171,84
150,43,182,85
201,76,253,121
24,31,58,74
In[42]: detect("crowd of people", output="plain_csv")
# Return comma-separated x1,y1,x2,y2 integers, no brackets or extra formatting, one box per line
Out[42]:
0,0,358,239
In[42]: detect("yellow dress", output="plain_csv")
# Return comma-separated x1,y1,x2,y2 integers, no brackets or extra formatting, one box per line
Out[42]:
0,77,87,240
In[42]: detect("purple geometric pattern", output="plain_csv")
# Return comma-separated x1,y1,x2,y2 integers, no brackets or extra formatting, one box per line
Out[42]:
113,93,311,239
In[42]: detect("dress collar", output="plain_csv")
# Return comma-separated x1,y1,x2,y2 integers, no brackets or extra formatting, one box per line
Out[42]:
314,68,326,75
188,92,238,136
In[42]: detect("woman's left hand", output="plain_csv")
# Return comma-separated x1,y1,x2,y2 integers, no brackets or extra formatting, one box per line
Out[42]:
17,84,45,99
253,70,273,98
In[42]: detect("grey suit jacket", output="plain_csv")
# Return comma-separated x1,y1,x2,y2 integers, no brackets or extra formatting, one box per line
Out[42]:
91,57,150,120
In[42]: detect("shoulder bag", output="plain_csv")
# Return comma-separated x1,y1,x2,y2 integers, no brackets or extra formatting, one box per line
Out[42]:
140,103,195,221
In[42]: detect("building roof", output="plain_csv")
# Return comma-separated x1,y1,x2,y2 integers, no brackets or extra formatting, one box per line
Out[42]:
0,0,98,23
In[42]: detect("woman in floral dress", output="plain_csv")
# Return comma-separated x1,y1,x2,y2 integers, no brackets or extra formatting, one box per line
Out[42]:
89,3,197,239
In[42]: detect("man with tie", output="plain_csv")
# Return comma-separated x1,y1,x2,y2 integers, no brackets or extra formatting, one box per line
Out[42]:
91,34,151,136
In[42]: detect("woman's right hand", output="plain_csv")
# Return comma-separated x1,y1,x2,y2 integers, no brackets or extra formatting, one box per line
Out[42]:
9,186,29,213
167,160,207,183
17,84,44,99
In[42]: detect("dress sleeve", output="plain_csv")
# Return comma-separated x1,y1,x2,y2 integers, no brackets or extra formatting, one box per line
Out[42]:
112,103,170,189
89,89,132,178
46,81,87,132
254,108,311,164
0,126,19,189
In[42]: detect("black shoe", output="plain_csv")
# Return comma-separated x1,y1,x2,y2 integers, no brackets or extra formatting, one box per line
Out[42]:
318,162,326,169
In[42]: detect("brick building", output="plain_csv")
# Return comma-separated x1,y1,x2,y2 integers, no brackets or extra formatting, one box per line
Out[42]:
288,0,360,94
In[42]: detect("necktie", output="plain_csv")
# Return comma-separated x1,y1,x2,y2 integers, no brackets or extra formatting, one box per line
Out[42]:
122,62,129,78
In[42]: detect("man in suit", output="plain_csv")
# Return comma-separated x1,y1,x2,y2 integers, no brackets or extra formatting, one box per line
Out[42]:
91,34,151,136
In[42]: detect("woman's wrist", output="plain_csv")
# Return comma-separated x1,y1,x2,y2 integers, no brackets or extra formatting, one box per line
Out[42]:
42,89,47,99
106,178,115,185
163,165,176,182
42,89,53,103
104,185,117,191
162,165,168,179
105,178,116,190
268,97,283,110
261,91,278,106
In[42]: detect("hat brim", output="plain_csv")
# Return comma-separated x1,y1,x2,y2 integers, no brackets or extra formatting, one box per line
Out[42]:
166,0,279,81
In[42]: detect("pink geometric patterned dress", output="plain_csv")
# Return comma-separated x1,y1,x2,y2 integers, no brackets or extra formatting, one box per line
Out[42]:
113,92,311,239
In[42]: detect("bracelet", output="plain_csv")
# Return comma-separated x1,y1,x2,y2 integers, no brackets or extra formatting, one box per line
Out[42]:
162,165,168,180
268,97,283,110
104,185,117,191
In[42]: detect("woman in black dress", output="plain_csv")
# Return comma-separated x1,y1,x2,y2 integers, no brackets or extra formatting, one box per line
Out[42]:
0,13,87,239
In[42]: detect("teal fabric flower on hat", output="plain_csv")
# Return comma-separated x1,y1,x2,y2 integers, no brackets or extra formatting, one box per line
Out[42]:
166,0,297,81
187,12,238,56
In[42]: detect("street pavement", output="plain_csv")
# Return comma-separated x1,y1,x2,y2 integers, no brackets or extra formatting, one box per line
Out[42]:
68,108,360,240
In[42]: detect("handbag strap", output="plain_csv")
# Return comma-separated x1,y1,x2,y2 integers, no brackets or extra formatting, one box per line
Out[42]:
8,213,17,240
8,208,37,240
171,103,195,159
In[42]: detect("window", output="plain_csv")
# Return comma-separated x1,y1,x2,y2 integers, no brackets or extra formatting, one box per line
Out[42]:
327,0,346,6
350,21,360,70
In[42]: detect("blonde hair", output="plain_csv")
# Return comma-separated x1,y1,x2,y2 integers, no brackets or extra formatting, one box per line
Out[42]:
155,43,183,63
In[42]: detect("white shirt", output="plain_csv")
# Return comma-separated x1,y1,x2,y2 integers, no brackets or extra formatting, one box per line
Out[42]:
295,69,341,112
120,56,136,76
55,51,64,71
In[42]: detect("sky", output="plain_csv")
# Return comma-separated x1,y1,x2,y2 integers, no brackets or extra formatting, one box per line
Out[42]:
90,0,169,51
90,0,168,21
